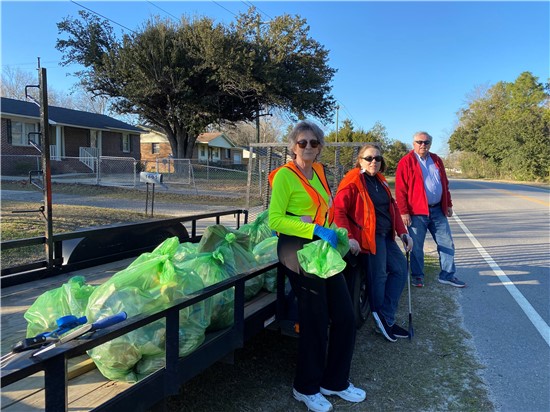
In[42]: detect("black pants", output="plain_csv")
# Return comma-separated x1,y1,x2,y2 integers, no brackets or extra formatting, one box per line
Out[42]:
278,234,356,395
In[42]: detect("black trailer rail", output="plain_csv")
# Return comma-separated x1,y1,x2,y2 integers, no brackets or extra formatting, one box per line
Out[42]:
1,209,248,287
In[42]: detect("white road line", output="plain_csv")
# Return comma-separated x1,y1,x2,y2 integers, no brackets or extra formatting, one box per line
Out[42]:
453,213,550,347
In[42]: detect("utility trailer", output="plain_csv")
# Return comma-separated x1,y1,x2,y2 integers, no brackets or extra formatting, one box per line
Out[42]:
0,210,281,411
0,209,369,411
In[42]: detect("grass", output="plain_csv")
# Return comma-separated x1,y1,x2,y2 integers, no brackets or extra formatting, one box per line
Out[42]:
1,200,159,267
1,183,494,411
1,180,252,206
1,180,256,267
166,255,494,412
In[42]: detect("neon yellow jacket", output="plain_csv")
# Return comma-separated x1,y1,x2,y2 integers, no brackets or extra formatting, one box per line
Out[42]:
268,162,333,239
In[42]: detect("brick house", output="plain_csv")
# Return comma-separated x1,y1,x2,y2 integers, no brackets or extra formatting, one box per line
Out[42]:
1,97,143,175
140,129,244,170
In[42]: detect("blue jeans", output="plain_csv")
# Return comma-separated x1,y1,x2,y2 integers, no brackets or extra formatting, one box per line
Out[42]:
408,206,456,281
362,234,407,326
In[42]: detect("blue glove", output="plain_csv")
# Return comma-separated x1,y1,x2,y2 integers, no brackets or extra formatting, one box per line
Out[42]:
313,224,338,249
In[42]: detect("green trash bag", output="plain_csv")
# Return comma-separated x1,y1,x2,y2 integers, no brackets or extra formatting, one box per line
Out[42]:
198,225,264,301
238,210,272,249
334,225,351,258
86,236,211,382
297,227,350,278
24,275,95,338
174,247,236,332
252,236,279,292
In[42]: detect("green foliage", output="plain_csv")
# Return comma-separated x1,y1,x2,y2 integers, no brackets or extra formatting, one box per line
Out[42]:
449,72,550,181
56,8,336,159
457,152,500,179
322,119,389,165
384,140,410,175
321,119,407,175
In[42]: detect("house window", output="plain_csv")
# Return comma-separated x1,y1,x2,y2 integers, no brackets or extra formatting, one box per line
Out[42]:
122,134,131,153
152,143,160,154
10,121,39,146
200,146,205,156
225,149,231,159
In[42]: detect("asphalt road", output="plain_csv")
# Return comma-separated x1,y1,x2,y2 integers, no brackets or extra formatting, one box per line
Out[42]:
446,179,549,412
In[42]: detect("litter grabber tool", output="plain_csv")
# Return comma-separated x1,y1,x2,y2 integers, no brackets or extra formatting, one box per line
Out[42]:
33,312,128,357
38,315,88,339
406,251,414,341
0,315,87,367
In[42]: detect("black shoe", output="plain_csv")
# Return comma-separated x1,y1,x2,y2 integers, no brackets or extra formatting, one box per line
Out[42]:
391,323,409,339
411,277,424,287
372,312,397,342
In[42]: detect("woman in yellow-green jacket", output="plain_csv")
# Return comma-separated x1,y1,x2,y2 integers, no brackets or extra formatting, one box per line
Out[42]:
268,120,366,412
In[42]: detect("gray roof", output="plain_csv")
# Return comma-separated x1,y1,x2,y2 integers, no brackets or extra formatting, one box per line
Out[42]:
0,97,143,133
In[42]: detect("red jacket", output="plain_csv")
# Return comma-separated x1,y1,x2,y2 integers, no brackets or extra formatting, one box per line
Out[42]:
333,168,407,254
395,151,452,216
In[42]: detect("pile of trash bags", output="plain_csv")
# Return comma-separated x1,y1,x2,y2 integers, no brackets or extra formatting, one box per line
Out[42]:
23,210,350,382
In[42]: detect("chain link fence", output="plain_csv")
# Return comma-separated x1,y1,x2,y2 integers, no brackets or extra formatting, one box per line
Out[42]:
2,142,371,215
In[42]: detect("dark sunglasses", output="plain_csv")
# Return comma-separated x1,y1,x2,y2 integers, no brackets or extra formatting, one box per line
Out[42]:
296,139,321,149
361,155,383,163
415,140,431,145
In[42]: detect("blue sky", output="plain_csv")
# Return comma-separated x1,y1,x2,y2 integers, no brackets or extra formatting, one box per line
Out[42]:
1,1,549,154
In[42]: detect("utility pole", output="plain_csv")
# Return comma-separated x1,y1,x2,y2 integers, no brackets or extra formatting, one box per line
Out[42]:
335,105,340,142
39,67,54,269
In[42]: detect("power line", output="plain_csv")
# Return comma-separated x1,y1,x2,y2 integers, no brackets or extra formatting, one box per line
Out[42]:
336,99,359,127
146,1,179,21
2,61,60,67
242,0,273,21
70,0,137,34
211,0,238,17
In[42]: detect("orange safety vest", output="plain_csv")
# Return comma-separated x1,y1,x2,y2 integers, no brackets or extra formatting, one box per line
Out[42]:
268,161,334,227
335,169,392,254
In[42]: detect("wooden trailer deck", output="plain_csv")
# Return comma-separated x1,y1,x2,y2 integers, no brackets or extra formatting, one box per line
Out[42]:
1,257,137,411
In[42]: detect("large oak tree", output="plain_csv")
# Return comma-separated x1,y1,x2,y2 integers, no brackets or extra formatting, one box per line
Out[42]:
56,8,336,158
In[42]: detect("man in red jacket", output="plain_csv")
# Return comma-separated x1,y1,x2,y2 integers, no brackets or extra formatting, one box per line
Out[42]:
395,131,465,288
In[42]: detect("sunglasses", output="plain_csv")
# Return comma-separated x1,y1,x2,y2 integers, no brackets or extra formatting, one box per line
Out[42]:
296,139,321,149
415,140,431,145
361,155,383,163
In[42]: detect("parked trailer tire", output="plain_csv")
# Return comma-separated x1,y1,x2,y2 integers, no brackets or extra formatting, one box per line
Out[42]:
343,254,371,329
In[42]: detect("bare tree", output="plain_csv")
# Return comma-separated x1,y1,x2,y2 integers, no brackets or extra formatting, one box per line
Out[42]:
0,66,125,119
217,113,288,146
1,66,38,100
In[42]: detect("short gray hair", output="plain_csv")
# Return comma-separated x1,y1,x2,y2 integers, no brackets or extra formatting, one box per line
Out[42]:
413,131,432,141
287,120,325,153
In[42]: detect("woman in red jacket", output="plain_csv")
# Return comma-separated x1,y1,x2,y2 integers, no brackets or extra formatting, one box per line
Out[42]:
334,144,413,342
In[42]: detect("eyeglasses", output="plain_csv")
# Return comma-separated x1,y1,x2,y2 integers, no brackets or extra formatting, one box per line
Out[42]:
415,140,431,145
296,139,320,149
361,155,383,163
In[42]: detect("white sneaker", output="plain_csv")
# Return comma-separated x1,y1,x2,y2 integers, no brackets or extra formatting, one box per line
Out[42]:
320,383,366,403
293,388,333,412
